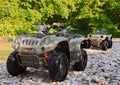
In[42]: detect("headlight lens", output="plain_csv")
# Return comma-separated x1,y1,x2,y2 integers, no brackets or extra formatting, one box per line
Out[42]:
43,37,51,45
14,37,21,44
89,34,92,37
12,37,21,49
101,36,103,38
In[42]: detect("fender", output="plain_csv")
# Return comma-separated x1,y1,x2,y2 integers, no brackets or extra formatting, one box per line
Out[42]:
35,36,68,55
69,37,83,62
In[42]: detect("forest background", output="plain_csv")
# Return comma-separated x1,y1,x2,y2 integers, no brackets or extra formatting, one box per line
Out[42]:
0,0,120,38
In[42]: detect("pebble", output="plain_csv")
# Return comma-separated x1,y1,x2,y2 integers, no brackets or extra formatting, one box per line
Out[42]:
91,77,100,84
0,43,120,85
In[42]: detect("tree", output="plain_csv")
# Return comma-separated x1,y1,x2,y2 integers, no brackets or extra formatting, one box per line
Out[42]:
0,0,120,37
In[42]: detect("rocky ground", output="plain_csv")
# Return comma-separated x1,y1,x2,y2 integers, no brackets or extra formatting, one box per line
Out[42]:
0,42,120,85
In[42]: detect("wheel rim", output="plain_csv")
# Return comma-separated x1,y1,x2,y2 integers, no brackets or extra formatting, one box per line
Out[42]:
104,41,108,50
59,54,67,76
59,53,67,76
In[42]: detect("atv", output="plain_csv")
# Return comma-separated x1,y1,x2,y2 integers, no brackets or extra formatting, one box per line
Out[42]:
6,23,88,82
82,30,112,51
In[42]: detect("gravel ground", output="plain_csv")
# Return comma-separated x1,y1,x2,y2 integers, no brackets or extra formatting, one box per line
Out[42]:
0,42,120,85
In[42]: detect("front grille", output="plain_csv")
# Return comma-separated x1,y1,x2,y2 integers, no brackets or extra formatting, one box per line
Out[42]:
18,54,43,68
92,39,98,42
22,39,39,46
91,39,99,46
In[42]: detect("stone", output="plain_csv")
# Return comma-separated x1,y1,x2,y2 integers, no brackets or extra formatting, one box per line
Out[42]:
71,82,78,85
82,76,90,82
64,80,71,83
32,77,38,82
91,77,100,84
104,73,110,79
118,81,120,85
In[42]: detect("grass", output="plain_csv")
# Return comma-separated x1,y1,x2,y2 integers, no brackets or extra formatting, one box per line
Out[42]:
0,39,13,61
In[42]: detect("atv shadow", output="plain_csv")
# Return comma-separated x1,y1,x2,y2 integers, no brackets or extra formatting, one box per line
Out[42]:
18,67,52,83
17,67,74,83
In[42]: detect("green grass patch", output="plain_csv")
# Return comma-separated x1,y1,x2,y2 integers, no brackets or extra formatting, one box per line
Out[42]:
0,41,13,61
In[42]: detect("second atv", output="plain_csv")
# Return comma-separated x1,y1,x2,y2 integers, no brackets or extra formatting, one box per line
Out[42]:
82,30,112,51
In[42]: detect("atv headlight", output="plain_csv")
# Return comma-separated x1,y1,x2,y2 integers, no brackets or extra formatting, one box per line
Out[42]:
89,34,92,37
12,37,21,49
43,37,51,45
14,37,21,44
101,35,103,38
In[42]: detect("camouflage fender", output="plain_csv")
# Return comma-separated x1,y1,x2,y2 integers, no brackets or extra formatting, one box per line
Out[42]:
69,37,84,62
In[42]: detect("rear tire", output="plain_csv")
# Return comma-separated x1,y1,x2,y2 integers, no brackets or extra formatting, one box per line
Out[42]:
101,40,108,51
48,51,69,82
6,51,26,76
73,49,87,71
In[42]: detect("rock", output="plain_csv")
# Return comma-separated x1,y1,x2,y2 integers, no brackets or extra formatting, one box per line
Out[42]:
99,81,105,85
71,82,78,85
115,77,120,81
64,80,71,83
104,73,110,79
41,82,51,85
91,77,100,84
118,81,120,85
32,77,38,82
82,76,90,82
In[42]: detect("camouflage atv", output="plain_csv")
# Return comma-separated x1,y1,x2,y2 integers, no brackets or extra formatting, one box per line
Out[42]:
6,24,87,82
82,30,112,51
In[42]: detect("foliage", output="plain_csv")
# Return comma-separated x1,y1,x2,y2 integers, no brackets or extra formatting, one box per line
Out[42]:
0,40,13,60
0,0,120,37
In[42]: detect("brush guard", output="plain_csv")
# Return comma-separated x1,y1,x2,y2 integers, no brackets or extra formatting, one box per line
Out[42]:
16,54,44,68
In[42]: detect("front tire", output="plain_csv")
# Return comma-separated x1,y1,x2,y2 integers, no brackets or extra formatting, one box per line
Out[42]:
6,51,26,76
48,52,69,82
101,40,108,51
108,40,112,48
81,40,87,48
73,49,87,71
86,39,91,48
